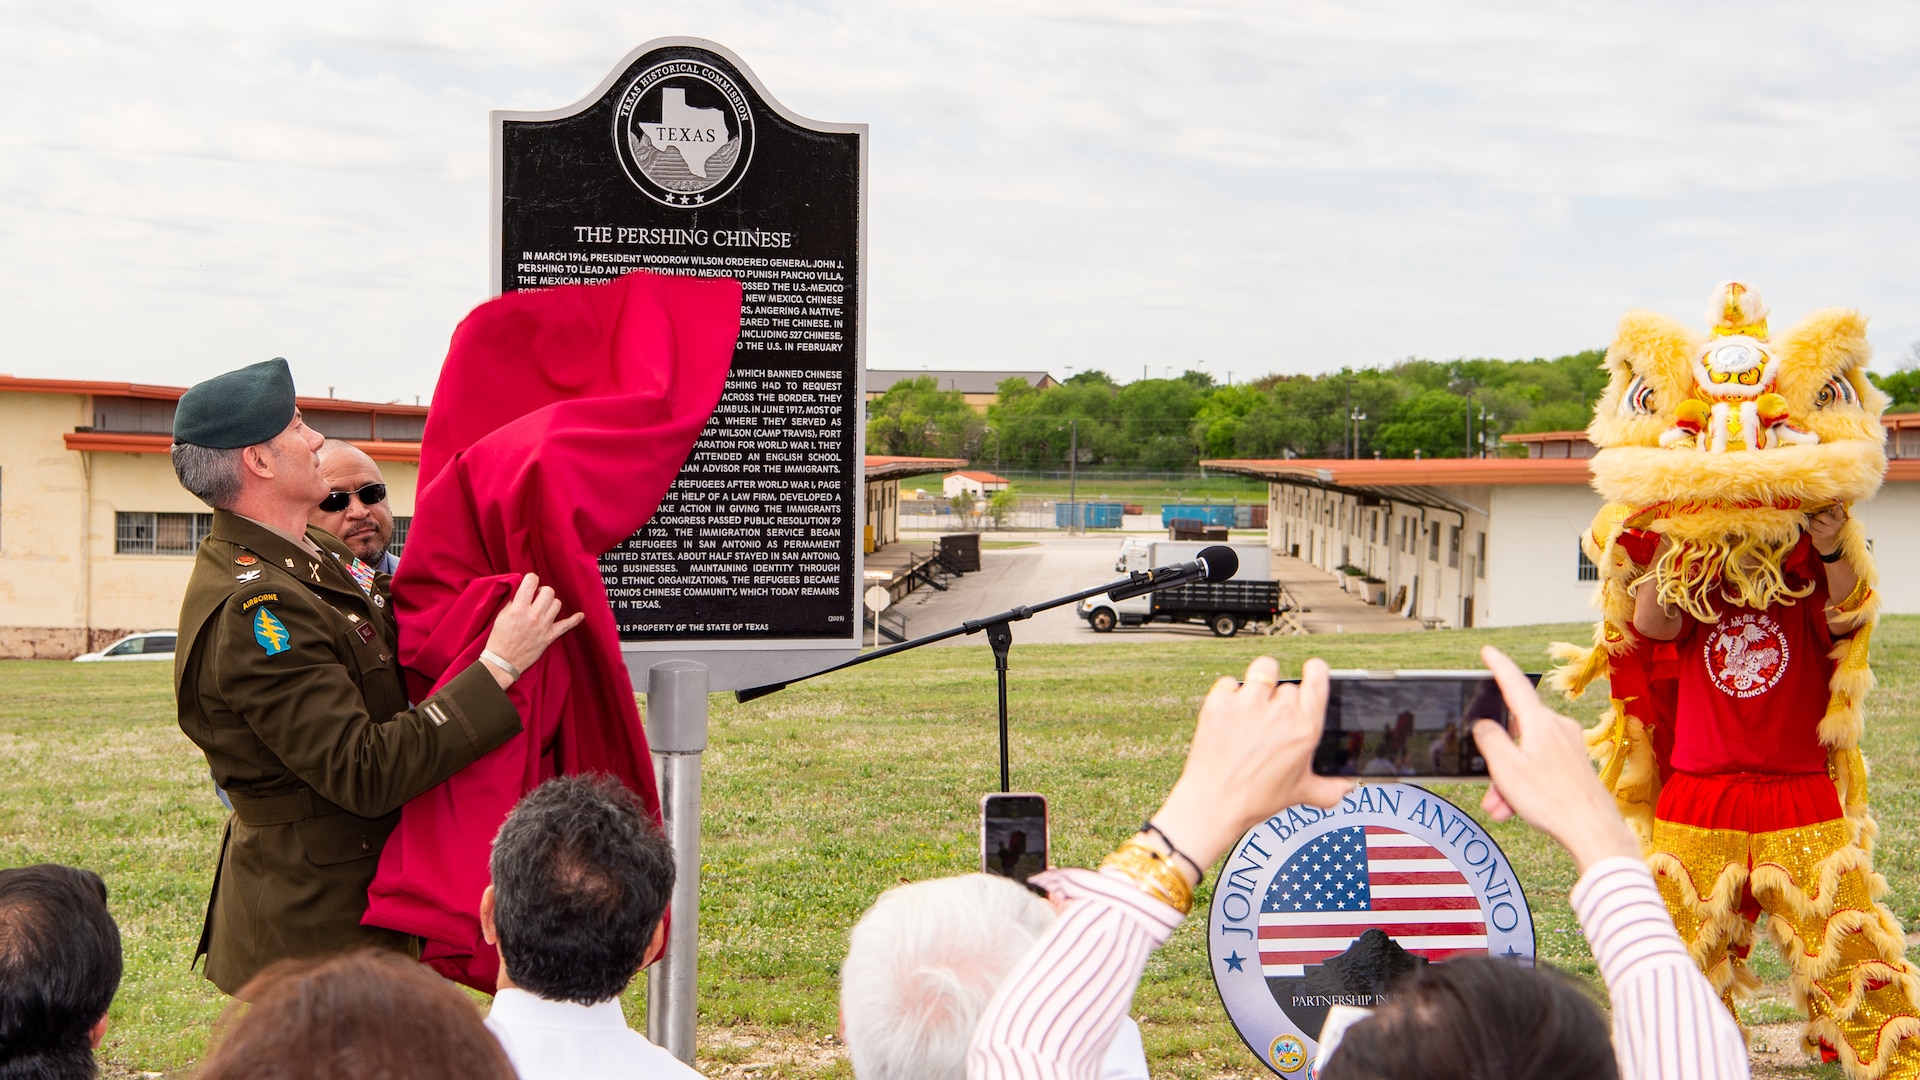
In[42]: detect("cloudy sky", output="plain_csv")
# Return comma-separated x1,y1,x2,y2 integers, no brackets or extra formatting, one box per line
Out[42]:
3,1,1917,403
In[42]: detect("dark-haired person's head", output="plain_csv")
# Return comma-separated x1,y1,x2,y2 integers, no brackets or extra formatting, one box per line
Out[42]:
0,864,122,1080
482,773,675,1004
1320,955,1616,1080
197,950,514,1080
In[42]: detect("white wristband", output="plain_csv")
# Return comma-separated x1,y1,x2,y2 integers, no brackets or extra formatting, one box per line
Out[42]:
479,649,522,682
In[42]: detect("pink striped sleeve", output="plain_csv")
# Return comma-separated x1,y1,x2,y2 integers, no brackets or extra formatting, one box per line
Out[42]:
967,868,1184,1080
1570,856,1748,1080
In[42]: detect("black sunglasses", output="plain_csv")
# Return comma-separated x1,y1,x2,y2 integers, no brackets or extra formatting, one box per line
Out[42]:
318,483,388,513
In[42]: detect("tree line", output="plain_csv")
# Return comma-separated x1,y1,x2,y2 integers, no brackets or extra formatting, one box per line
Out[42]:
865,350,1920,468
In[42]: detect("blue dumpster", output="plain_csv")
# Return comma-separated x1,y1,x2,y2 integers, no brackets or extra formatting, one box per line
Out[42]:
1161,503,1237,528
1056,502,1126,529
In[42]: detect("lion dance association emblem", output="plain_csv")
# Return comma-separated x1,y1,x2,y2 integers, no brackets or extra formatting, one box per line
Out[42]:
1208,784,1534,1077
612,58,756,207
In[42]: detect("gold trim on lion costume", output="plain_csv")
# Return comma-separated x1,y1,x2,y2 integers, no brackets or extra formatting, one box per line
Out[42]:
1551,282,1916,1079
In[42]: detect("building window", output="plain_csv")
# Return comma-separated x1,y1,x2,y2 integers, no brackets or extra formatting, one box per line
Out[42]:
1428,524,1440,562
1397,516,1407,553
390,516,412,558
1475,531,1486,578
115,512,212,555
1447,525,1461,569
1369,512,1378,544
1577,545,1599,582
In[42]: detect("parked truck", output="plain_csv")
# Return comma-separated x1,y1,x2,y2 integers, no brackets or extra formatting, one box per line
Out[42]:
1077,539,1282,637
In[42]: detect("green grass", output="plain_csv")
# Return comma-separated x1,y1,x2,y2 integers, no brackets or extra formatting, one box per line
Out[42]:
7,618,1920,1076
995,474,1268,514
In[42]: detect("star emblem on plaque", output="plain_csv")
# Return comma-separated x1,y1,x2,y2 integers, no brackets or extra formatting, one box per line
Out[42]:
613,58,757,208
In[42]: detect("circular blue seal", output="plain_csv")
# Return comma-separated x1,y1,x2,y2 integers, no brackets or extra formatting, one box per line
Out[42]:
1207,783,1535,1076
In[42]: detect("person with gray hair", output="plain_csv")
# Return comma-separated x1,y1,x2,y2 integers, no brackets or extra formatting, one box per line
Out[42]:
480,773,695,1080
840,874,1148,1080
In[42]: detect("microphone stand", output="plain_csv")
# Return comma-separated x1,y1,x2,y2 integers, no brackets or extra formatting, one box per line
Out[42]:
735,564,1210,791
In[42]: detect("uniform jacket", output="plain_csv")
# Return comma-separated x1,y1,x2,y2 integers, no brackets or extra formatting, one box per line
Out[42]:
175,510,522,995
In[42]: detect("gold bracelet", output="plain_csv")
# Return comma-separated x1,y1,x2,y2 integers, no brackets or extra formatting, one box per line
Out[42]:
1835,580,1873,614
1100,838,1194,915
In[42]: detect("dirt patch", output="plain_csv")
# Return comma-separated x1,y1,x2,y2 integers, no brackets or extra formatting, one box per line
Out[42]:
699,1024,846,1078
1749,1022,1843,1078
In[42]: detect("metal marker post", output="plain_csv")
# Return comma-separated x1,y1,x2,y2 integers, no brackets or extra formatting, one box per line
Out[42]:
645,660,708,1065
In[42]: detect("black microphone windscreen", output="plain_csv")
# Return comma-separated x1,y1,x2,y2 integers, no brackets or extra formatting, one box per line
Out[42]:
1198,545,1238,582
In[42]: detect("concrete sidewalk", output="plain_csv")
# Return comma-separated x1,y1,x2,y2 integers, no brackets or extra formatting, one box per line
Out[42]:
1270,555,1425,635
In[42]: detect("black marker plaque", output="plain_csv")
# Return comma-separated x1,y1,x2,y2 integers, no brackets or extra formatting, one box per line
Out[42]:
493,39,864,647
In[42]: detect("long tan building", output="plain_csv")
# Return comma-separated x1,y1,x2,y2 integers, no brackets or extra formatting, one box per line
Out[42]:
1207,417,1920,630
1,375,965,658
0,375,427,658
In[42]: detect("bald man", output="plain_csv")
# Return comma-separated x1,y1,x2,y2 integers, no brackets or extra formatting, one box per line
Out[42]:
309,440,399,573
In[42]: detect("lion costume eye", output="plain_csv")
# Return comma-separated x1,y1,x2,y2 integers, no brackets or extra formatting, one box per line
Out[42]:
1815,377,1859,409
1621,375,1657,416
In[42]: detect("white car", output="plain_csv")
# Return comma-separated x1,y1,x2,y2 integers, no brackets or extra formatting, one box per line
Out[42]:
74,630,177,662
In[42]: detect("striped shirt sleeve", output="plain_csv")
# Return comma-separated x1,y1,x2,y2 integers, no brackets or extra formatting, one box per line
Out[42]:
1570,856,1749,1080
967,868,1184,1080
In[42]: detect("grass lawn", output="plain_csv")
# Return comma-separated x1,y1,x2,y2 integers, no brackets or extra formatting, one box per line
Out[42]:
9,619,1919,1076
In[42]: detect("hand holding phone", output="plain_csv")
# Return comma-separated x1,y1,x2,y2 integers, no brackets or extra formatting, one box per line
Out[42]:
981,793,1048,890
1307,670,1540,779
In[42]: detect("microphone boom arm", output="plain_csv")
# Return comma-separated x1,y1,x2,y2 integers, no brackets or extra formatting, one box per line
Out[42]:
733,568,1180,703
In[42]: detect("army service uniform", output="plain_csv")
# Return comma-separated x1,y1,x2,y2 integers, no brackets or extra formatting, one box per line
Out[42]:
175,510,521,994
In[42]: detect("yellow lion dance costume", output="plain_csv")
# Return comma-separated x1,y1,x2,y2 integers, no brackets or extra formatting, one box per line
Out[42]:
1553,281,1917,1078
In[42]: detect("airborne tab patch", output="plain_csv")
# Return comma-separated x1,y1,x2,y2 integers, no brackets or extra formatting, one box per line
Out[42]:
252,608,291,655
241,592,280,612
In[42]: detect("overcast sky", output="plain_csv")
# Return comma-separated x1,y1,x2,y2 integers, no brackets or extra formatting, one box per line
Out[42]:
3,1,1917,403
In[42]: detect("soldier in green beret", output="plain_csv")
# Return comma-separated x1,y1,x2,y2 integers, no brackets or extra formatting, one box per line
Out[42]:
170,357,582,996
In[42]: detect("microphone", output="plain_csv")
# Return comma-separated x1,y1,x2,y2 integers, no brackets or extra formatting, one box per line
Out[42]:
1104,544,1239,601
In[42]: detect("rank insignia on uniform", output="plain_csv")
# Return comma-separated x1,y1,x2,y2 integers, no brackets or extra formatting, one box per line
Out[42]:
252,608,291,655
235,554,259,566
240,592,280,612
284,558,296,569
236,569,263,583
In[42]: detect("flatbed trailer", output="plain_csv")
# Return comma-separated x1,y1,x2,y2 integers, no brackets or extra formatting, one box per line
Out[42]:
1079,580,1283,637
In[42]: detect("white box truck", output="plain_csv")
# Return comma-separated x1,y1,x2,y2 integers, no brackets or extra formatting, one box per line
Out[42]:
1077,539,1280,637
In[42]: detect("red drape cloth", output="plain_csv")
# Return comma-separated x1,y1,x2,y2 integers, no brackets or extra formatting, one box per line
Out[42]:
363,270,740,991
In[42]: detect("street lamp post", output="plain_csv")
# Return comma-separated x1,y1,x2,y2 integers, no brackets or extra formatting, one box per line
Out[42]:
1348,407,1367,460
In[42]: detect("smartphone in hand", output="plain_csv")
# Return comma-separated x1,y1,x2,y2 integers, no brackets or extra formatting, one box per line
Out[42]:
981,792,1049,891
1301,670,1540,779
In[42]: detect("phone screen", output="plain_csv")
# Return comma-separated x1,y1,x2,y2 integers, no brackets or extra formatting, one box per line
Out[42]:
1307,671,1538,779
981,793,1048,888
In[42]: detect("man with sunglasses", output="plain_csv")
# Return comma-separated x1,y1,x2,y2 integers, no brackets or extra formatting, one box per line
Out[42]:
310,440,399,574
169,358,584,996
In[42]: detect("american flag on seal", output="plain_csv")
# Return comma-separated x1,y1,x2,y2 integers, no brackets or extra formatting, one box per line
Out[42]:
1259,824,1487,976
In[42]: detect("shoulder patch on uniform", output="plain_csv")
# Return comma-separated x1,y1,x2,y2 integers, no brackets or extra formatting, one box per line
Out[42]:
251,608,291,655
240,592,280,612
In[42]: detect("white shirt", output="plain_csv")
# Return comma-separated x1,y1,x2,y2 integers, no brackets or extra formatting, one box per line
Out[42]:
485,988,703,1080
969,860,1745,1080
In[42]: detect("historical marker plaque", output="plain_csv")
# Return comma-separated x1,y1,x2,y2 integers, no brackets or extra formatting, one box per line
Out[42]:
493,39,865,675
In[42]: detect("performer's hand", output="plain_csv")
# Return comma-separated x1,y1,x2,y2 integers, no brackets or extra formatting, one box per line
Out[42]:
481,573,586,687
1808,502,1849,557
1473,646,1641,874
1150,657,1352,881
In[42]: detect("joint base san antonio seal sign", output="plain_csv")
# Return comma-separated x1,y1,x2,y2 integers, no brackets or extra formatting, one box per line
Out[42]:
1208,784,1535,1077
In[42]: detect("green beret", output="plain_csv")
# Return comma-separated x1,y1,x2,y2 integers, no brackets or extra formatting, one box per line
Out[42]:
173,358,298,448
